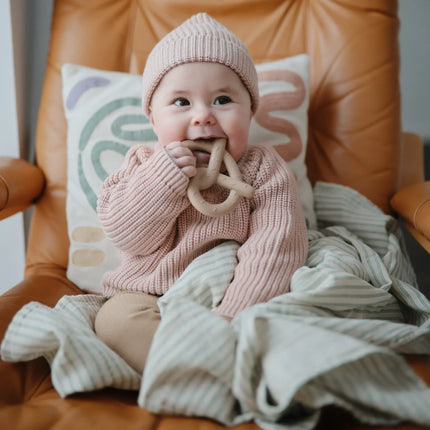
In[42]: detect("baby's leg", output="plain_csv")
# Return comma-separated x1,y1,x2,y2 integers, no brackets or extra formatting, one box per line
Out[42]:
94,292,160,374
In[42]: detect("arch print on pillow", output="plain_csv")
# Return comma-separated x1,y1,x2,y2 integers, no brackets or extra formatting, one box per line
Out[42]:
252,55,313,228
62,54,313,293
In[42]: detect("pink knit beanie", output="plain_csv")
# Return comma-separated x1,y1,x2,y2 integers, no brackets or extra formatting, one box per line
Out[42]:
141,13,259,116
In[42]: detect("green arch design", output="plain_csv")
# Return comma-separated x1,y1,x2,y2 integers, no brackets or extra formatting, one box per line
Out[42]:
79,97,143,151
91,140,130,182
111,114,157,141
78,97,156,211
78,152,98,211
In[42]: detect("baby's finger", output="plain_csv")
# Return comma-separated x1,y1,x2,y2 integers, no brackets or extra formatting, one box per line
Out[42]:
180,164,197,178
166,142,193,158
174,153,196,169
164,146,196,178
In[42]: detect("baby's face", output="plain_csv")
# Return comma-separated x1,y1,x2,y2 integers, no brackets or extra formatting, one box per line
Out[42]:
149,62,253,162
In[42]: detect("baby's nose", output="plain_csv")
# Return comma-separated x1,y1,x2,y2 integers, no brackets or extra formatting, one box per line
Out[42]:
192,105,215,125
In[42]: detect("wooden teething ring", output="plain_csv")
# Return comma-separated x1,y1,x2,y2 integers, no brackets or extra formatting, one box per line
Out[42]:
185,138,254,217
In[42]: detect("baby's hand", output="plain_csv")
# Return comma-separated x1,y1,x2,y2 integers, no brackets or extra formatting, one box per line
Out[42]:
165,141,197,178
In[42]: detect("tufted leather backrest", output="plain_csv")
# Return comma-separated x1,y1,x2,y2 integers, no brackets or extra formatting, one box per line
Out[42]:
25,0,401,276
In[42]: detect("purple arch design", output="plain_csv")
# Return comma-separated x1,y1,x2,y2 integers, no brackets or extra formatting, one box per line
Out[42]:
66,76,110,110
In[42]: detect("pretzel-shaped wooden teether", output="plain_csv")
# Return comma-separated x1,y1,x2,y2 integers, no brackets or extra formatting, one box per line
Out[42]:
185,138,254,217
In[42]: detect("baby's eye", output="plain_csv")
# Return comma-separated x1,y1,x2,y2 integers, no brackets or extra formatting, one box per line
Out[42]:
174,97,190,107
214,96,232,105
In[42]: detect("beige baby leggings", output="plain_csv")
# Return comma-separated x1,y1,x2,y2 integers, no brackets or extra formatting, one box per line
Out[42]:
94,292,161,374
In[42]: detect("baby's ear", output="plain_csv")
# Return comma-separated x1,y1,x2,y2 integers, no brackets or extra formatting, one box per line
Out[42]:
148,110,160,137
148,109,155,126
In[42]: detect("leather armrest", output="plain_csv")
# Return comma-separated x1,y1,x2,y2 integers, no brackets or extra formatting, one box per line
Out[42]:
0,274,81,406
0,157,45,220
392,131,430,253
391,182,430,253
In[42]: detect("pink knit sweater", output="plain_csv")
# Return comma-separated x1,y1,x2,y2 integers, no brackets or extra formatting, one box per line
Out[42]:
97,144,308,319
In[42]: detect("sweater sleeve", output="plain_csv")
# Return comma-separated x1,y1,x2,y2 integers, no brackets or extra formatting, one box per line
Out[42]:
214,146,308,319
97,145,190,255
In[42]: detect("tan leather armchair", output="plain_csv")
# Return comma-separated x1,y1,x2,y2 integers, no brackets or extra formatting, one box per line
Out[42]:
1,1,430,429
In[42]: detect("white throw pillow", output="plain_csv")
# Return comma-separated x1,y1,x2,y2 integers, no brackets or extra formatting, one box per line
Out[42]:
62,54,314,293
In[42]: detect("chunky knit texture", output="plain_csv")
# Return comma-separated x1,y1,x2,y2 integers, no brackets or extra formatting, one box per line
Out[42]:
97,144,308,319
141,13,259,116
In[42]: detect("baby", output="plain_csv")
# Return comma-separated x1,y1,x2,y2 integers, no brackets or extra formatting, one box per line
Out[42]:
95,13,308,374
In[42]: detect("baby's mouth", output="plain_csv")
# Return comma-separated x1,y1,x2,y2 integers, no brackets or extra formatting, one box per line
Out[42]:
193,137,219,143
191,137,223,154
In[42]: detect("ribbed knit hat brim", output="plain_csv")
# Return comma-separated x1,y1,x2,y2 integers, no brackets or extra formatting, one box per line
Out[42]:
141,13,259,116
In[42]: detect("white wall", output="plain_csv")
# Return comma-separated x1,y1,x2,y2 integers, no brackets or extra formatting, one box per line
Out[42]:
0,2,26,294
399,0,430,141
0,1,53,294
0,1,429,295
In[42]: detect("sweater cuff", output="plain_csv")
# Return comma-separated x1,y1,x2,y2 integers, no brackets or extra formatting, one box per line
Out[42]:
214,301,244,321
150,149,189,196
